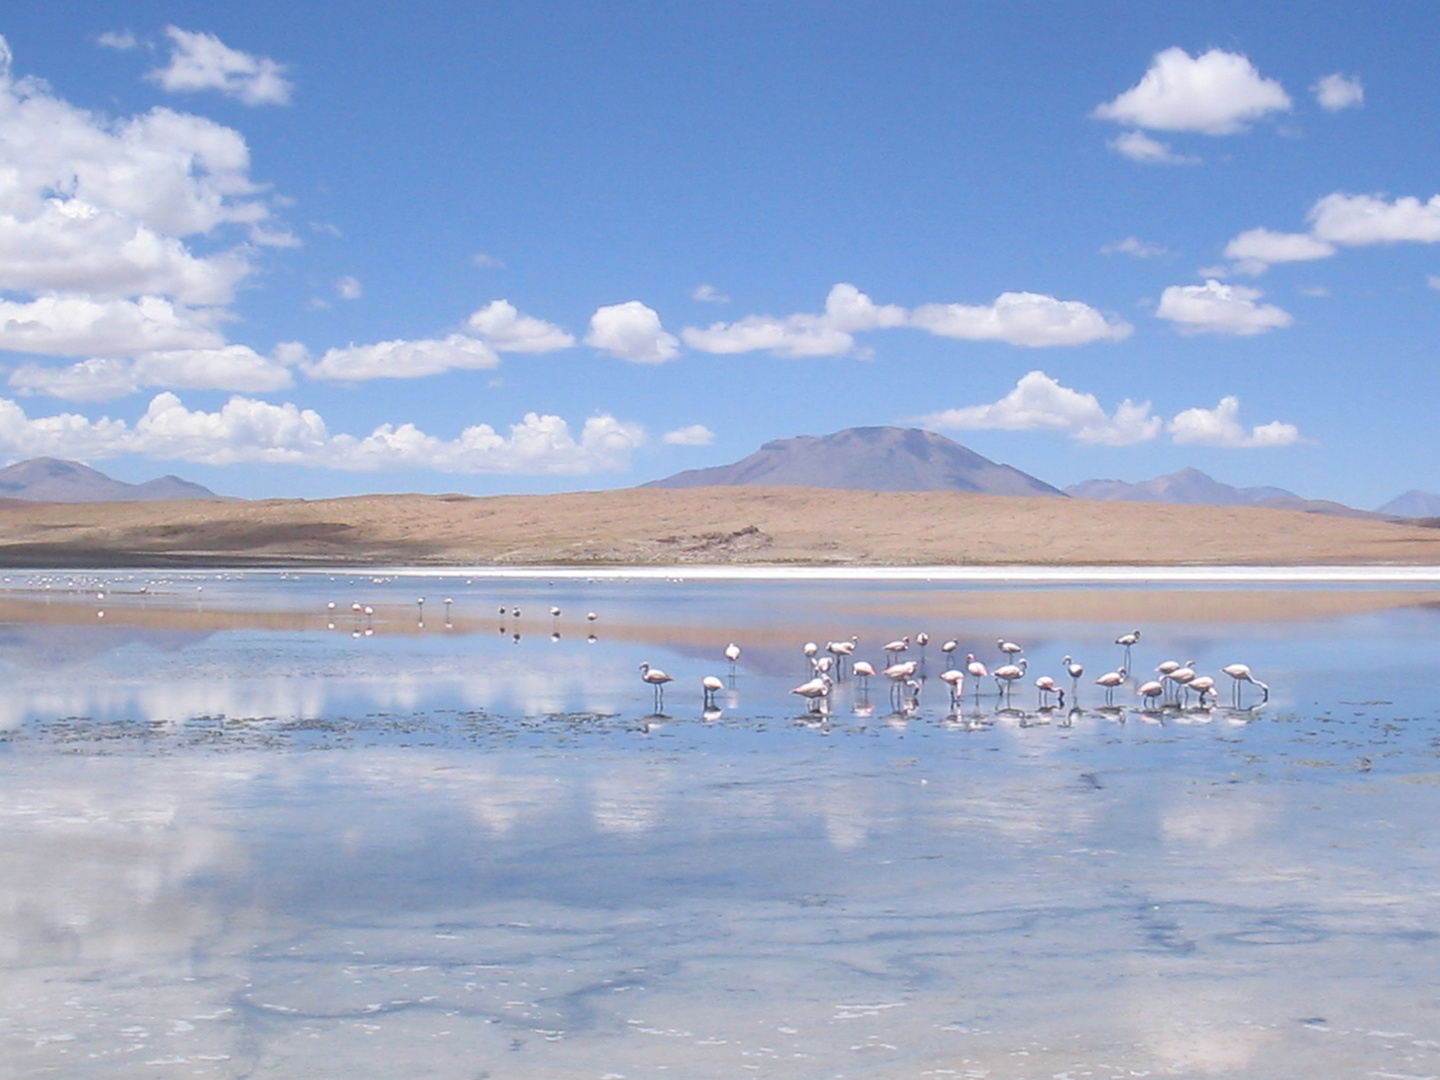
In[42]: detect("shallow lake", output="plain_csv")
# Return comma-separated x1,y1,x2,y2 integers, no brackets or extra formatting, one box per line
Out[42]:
3,569,1440,1079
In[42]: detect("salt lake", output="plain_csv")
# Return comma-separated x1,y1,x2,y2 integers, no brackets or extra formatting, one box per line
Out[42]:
3,568,1440,1079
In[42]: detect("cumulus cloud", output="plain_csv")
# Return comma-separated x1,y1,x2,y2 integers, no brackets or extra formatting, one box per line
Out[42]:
910,291,1132,347
1168,396,1301,448
1102,236,1171,258
1223,228,1336,275
919,370,1160,446
9,345,296,402
1093,47,1291,135
1155,280,1293,335
465,299,574,353
1308,192,1440,245
691,284,729,303
0,295,226,356
586,301,680,364
305,334,500,381
1108,130,1199,165
662,424,715,446
335,275,362,301
1313,73,1363,112
683,284,905,358
147,27,292,106
0,393,645,474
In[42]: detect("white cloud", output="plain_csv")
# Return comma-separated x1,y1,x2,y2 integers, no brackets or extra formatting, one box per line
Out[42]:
0,393,645,474
465,299,574,353
9,345,296,402
1155,280,1293,335
682,284,904,357
147,27,292,107
1428,275,1440,291
691,284,730,303
1102,236,1171,258
335,275,362,301
586,301,680,364
0,295,225,356
471,252,505,269
306,334,500,381
1313,73,1363,112
919,370,1160,446
96,30,139,51
1222,227,1336,275
910,291,1132,347
1107,130,1199,165
662,424,715,446
1168,396,1301,448
1093,47,1292,135
1308,192,1440,245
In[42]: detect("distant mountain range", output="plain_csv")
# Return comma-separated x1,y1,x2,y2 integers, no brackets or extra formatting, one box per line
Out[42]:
1066,467,1394,521
643,426,1064,496
0,458,219,503
645,427,1434,520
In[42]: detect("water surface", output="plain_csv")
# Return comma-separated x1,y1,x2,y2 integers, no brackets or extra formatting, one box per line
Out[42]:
3,570,1440,1079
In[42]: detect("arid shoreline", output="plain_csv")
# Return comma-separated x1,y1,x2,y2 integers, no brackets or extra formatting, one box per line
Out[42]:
0,486,1437,568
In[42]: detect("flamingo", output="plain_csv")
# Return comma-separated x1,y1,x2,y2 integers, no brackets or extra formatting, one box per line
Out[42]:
791,675,832,712
725,642,742,674
853,660,876,690
1165,661,1196,704
883,636,910,664
883,660,919,703
1115,629,1141,667
587,611,598,623
915,632,930,664
803,641,819,673
827,637,857,677
994,658,1027,704
1035,674,1061,707
1223,664,1269,705
939,668,965,706
1095,667,1127,705
965,653,989,700
639,662,673,710
941,639,958,665
998,638,1023,662
702,675,724,707
1138,679,1165,709
1063,655,1084,696
1188,675,1217,707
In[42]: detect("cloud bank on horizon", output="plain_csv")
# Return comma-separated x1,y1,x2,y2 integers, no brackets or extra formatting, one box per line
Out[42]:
0,7,1433,503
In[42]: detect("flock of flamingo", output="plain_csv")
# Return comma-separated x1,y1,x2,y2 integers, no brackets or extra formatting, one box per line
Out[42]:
639,628,1270,718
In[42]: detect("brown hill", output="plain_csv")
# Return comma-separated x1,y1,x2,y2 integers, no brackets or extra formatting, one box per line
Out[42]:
0,486,1437,567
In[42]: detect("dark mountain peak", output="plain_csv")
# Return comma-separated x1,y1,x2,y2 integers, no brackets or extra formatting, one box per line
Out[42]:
644,426,1063,496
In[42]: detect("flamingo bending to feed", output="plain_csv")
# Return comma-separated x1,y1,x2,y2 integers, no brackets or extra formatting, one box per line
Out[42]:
1035,674,1062,708
1138,679,1164,709
1223,664,1269,705
639,662,674,710
702,675,724,707
939,668,965,705
1187,675,1217,707
791,675,832,712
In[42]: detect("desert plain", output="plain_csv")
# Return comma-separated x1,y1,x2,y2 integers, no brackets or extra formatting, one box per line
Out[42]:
0,485,1436,567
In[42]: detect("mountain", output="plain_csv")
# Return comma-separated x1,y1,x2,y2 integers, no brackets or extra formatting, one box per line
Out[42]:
1065,467,1295,506
1377,490,1440,518
1066,467,1390,520
643,426,1064,496
0,458,220,503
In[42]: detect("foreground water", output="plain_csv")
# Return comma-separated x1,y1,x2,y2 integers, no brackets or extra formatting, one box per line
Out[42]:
3,570,1440,1079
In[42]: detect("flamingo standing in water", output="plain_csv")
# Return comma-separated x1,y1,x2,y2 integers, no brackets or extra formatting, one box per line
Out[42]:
939,668,965,707
993,658,1027,705
791,675,832,712
1138,679,1165,709
966,653,989,700
1188,675,1217,707
1035,674,1062,708
883,637,910,665
639,662,674,710
1063,655,1084,697
1115,629,1141,668
1223,664,1269,706
1095,667,1127,705
883,660,919,705
998,638,1023,663
827,637,857,678
702,675,724,707
725,643,742,675
852,660,876,691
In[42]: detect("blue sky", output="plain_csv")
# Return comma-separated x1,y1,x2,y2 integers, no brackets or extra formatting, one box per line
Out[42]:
0,1,1436,506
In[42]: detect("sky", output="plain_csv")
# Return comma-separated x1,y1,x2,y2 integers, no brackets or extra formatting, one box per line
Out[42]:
0,1,1437,507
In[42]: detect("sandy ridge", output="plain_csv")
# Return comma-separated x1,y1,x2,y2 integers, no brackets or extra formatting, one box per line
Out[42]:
0,486,1437,568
